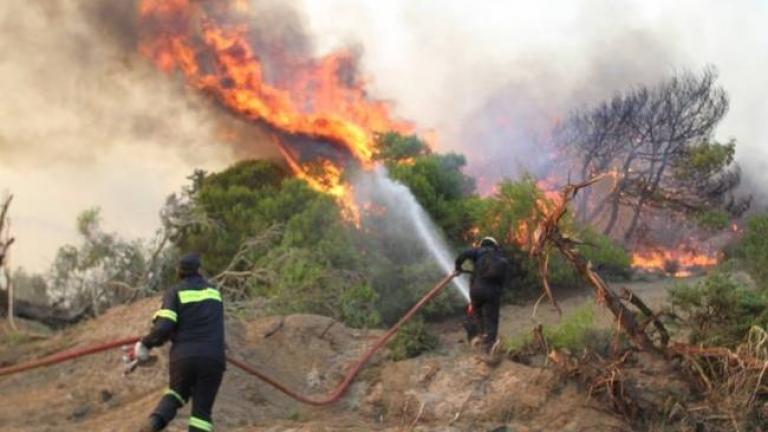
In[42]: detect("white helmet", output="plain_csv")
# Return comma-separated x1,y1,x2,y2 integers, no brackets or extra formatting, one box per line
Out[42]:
479,236,498,247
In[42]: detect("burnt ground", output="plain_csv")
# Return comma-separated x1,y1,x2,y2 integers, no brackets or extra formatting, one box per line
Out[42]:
0,277,690,431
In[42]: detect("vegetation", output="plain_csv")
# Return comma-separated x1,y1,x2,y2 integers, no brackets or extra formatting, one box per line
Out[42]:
49,208,150,314
557,68,749,240
669,272,768,347
388,318,439,361
735,213,768,290
30,130,636,330
506,303,610,353
577,228,632,281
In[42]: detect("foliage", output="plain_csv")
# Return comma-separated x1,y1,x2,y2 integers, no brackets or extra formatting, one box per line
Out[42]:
736,214,768,290
668,272,768,347
506,303,607,352
167,160,383,327
378,134,476,241
49,208,149,314
373,132,430,162
544,304,599,350
470,176,540,246
174,160,291,274
469,177,631,297
576,228,632,281
675,139,735,180
9,267,48,303
557,68,749,241
694,209,731,231
389,317,439,361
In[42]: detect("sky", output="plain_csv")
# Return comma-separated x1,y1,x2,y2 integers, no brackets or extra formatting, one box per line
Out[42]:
1,0,766,272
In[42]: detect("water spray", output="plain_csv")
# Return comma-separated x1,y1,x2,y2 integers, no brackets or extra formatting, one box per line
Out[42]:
355,167,470,302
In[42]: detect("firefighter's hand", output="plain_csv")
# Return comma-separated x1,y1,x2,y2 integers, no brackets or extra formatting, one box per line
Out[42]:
133,342,150,362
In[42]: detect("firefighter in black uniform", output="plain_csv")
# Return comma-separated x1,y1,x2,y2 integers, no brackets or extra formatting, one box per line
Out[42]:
133,253,226,432
455,236,509,354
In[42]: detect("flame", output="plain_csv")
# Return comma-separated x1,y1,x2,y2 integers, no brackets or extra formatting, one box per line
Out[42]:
138,0,412,223
631,248,720,277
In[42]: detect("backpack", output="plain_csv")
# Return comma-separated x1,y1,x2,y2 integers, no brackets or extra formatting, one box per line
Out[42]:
476,248,509,283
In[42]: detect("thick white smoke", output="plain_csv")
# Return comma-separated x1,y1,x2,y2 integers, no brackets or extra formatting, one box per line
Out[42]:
303,0,768,192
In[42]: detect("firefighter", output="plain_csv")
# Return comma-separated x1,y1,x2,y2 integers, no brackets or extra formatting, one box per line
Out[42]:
133,253,226,432
455,236,509,354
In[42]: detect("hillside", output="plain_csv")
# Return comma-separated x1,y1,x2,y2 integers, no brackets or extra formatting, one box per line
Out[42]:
0,281,664,431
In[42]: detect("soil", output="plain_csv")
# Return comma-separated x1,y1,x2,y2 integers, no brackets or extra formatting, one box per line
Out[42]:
0,277,692,431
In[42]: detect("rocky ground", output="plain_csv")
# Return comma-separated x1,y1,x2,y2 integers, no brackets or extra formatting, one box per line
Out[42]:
0,277,692,431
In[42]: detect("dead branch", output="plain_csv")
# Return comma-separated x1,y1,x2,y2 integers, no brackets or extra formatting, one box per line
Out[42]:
527,173,658,353
620,287,670,347
211,224,283,299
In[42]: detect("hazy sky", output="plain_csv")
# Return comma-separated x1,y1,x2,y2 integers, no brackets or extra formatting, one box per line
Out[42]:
1,0,766,271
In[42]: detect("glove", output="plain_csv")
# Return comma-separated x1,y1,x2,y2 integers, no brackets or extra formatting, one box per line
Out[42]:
133,342,150,362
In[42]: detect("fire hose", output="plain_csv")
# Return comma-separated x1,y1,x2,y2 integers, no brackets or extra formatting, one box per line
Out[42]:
0,272,458,406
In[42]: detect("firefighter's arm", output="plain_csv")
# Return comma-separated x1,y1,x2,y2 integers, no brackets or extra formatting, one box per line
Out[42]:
141,288,179,349
454,248,478,272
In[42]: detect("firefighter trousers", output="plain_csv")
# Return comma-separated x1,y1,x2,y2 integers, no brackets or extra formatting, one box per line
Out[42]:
469,285,501,352
150,356,225,431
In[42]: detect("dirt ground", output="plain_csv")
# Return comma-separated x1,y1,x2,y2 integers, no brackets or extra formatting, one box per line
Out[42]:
0,276,691,431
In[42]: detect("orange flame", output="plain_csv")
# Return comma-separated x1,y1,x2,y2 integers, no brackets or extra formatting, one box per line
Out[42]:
138,0,412,223
631,248,720,278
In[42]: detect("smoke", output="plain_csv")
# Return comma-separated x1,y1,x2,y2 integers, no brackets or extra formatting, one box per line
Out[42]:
0,0,281,270
302,0,768,194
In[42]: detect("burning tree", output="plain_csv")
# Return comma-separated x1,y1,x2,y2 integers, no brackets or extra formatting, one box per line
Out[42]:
558,68,750,242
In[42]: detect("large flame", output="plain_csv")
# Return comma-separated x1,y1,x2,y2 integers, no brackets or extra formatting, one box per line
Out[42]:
138,0,411,223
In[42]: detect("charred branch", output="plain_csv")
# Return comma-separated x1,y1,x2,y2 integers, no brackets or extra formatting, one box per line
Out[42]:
620,287,670,347
529,173,658,353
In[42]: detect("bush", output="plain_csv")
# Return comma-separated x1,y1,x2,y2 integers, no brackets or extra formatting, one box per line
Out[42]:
389,317,439,361
668,272,768,347
506,303,610,352
736,214,768,290
545,304,597,350
695,209,731,231
577,228,632,281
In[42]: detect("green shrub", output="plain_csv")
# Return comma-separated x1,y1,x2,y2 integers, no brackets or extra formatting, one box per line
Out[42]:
506,303,608,352
668,272,768,347
577,228,632,281
545,304,599,350
389,318,439,361
737,214,768,290
695,209,731,231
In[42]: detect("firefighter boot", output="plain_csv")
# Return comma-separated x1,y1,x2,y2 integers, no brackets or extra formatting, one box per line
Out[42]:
138,415,164,432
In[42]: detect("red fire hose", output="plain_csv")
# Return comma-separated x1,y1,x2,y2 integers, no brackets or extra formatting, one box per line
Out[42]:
0,336,141,377
0,272,458,406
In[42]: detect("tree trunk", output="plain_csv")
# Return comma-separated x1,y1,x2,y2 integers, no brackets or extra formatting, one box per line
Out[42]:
1,194,15,329
623,200,644,242
5,265,16,330
603,200,621,236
